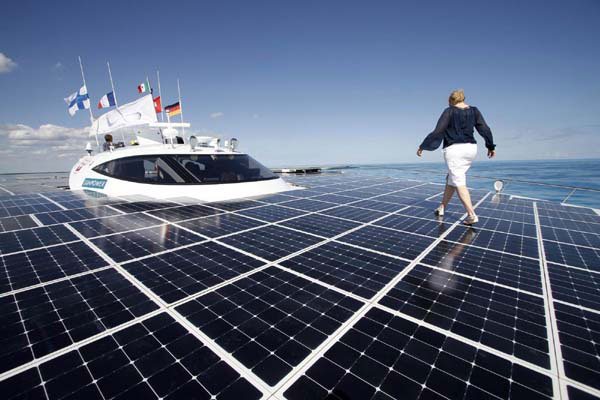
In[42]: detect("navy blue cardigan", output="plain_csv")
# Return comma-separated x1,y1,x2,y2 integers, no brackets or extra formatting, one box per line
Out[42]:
419,106,496,151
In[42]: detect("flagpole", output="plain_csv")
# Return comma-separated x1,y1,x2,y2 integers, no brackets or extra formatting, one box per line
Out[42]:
107,61,125,143
78,56,98,147
157,70,164,122
177,78,185,138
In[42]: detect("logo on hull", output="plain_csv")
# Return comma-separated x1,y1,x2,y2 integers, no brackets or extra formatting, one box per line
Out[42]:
82,178,107,189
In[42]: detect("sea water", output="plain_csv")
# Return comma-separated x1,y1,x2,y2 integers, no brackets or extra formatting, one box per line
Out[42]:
342,158,600,209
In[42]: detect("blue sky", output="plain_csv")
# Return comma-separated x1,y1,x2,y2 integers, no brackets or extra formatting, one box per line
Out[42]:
0,0,599,172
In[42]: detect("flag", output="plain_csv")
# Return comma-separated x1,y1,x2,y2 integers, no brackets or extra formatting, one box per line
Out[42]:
153,96,162,113
90,95,157,136
98,91,116,109
165,102,181,117
64,85,90,116
137,82,150,93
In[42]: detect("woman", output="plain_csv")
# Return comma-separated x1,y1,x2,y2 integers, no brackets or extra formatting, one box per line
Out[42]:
417,89,496,225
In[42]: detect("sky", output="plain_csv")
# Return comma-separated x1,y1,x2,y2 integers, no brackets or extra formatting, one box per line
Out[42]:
0,0,599,173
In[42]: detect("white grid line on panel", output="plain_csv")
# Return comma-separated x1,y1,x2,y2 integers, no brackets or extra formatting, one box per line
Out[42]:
0,185,15,195
28,214,43,227
534,202,563,392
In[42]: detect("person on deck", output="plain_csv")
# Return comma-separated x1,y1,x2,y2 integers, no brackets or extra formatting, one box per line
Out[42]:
417,89,496,225
103,134,114,152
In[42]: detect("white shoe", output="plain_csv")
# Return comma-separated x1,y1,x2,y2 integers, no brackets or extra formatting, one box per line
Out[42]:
434,206,444,216
463,215,479,225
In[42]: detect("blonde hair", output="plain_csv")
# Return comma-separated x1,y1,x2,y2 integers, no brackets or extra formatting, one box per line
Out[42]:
449,89,465,106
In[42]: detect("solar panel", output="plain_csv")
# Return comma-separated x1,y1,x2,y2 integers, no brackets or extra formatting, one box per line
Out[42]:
1,174,600,399
0,241,109,294
236,204,307,222
421,240,543,294
318,205,388,223
280,198,337,212
69,212,164,238
0,268,158,374
0,313,262,399
541,226,600,248
0,215,38,233
279,241,410,299
284,308,554,400
543,240,600,272
373,214,454,238
337,225,435,260
279,214,361,238
122,241,265,304
176,266,363,386
35,205,123,225
147,204,223,221
218,225,323,261
444,225,539,258
90,225,203,263
397,205,464,222
177,213,266,238
554,302,600,391
379,264,550,368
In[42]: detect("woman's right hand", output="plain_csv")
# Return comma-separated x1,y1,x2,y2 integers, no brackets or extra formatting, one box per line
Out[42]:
488,149,496,158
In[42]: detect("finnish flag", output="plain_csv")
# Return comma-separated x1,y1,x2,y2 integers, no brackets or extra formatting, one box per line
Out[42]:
64,85,90,116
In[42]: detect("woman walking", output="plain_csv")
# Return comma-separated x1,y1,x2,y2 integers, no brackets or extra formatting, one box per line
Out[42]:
417,89,496,225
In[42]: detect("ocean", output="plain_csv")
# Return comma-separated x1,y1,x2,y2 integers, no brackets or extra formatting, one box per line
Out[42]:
1,159,599,209
340,158,600,209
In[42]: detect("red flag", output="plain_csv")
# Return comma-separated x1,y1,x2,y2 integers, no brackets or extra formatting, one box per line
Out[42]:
153,96,162,113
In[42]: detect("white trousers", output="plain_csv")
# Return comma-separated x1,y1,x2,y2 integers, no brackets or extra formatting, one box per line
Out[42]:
443,143,477,187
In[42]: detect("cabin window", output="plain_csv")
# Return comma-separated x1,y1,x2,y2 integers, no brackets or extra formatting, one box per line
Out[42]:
92,154,277,184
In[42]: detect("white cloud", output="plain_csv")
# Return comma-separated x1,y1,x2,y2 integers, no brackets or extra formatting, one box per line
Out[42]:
209,112,224,119
252,114,259,119
0,52,17,73
0,124,88,141
53,61,63,71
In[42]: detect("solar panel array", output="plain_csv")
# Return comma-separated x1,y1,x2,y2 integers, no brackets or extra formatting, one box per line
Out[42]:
0,173,599,399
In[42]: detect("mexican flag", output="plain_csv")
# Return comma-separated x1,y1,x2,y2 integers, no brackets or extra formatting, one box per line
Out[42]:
137,82,150,93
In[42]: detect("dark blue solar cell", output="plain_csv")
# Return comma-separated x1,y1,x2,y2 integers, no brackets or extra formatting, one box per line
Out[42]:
279,213,360,238
0,215,38,233
91,225,203,262
236,204,307,223
218,225,322,261
70,212,163,238
0,224,79,254
123,241,265,303
285,308,554,400
280,241,410,299
177,267,363,386
178,213,266,238
0,241,108,294
145,204,223,221
337,225,435,260
421,240,543,294
379,264,550,368
0,313,262,399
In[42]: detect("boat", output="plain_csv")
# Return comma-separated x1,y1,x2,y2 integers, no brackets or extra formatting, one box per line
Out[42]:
69,121,295,201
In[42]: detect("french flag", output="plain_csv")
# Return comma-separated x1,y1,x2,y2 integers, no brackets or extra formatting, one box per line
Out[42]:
98,91,116,109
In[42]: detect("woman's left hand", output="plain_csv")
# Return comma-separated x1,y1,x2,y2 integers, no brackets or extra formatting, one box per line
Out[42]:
417,148,423,157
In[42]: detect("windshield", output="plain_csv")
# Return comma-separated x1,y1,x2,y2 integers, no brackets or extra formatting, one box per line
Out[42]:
93,154,277,184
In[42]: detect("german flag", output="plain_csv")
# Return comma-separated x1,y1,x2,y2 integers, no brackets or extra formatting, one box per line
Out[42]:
165,102,181,116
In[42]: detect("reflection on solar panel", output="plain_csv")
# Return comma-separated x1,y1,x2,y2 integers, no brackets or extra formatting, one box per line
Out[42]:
1,175,599,399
